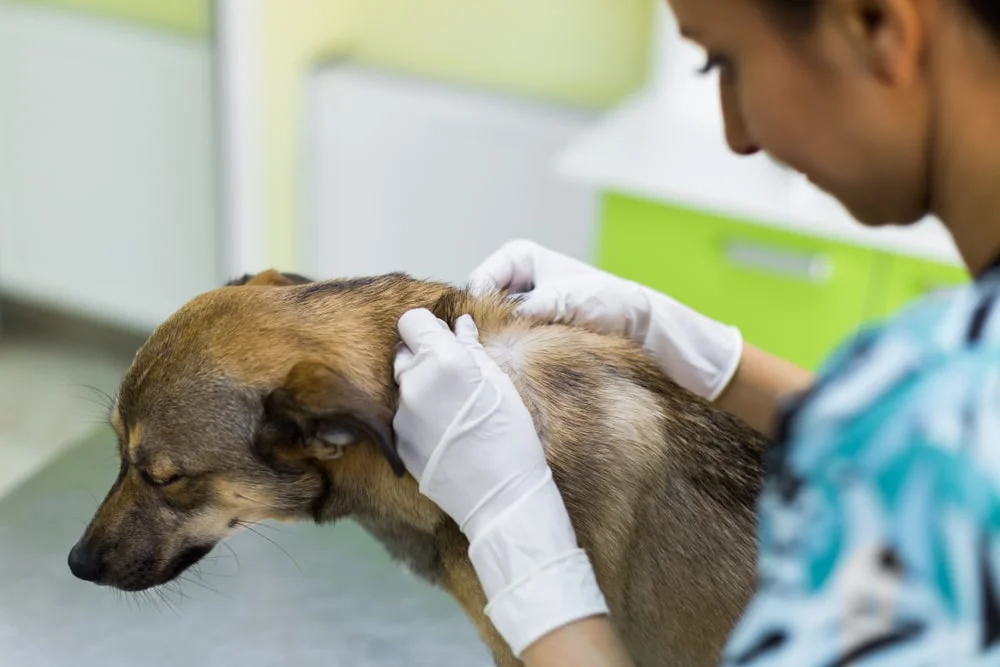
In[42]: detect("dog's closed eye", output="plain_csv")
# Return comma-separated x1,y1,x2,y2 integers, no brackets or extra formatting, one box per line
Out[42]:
141,471,184,488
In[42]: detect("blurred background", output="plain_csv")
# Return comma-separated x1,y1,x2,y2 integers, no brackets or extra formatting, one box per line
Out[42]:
0,1,971,665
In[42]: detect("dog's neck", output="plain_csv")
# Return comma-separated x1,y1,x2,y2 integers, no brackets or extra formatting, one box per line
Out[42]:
286,276,520,404
288,276,521,552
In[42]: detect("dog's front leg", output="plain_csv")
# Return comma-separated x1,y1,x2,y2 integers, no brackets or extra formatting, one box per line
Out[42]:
439,544,521,667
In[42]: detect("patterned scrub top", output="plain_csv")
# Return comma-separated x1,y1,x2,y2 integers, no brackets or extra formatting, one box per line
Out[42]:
721,257,1000,666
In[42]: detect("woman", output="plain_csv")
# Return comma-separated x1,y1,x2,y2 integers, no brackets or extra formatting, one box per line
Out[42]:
393,0,1000,664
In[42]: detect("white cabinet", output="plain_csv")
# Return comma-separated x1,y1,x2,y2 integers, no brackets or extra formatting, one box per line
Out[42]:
302,65,601,285
0,5,220,331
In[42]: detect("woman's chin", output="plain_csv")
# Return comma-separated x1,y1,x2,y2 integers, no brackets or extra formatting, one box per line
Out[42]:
842,196,929,229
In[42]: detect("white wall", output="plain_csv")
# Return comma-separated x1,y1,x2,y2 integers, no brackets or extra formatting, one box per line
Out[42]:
0,5,220,331
302,65,601,285
646,0,724,132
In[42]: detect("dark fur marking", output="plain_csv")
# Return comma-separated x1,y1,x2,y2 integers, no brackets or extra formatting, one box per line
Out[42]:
296,274,412,300
545,363,592,395
225,271,314,287
430,288,524,328
429,290,467,327
310,464,334,524
619,360,767,512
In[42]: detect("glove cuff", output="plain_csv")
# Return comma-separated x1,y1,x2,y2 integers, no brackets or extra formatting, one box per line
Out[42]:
467,473,609,656
705,325,743,401
484,548,609,657
640,285,744,401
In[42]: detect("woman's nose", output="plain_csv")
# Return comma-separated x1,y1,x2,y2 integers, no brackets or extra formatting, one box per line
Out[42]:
719,81,760,157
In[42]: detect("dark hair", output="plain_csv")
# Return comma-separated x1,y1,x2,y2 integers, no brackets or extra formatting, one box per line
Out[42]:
761,0,1000,45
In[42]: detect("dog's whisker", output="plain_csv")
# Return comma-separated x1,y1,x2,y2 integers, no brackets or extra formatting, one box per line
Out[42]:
196,567,238,579
155,586,182,615
234,521,302,574
73,385,117,418
140,589,162,615
178,574,233,601
219,541,241,576
234,518,290,536
148,590,167,616
231,492,296,520
189,561,235,579
75,383,115,403
199,542,240,565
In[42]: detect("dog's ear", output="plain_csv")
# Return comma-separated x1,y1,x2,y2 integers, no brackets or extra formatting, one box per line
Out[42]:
226,269,314,287
256,361,405,477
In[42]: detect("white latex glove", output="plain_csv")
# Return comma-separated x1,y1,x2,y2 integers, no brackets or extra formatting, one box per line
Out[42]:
469,239,743,401
393,308,609,657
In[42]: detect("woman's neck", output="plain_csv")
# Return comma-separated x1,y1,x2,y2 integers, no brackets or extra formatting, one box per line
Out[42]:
929,20,1000,277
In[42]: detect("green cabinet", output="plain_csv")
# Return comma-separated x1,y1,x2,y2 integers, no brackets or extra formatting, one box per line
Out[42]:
874,252,970,316
595,192,969,371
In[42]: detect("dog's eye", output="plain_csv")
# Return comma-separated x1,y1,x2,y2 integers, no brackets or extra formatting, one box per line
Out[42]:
142,471,183,488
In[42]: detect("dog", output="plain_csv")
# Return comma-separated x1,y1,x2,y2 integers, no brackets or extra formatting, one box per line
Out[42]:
68,268,768,667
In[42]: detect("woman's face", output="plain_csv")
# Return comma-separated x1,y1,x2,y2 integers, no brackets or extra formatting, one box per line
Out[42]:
668,0,932,227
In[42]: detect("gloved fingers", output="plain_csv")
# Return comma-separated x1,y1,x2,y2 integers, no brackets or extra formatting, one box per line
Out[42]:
397,308,454,352
454,314,510,378
392,341,420,384
454,313,481,344
468,240,541,296
468,273,501,297
512,287,568,323
391,415,425,481
397,309,485,391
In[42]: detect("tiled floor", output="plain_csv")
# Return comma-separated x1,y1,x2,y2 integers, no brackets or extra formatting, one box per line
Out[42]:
0,332,132,499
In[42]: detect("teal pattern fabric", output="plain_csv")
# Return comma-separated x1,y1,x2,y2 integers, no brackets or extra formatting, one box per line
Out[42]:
721,263,1000,666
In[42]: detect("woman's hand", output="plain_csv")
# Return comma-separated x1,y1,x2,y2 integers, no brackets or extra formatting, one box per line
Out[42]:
469,239,744,401
470,239,814,436
393,309,611,658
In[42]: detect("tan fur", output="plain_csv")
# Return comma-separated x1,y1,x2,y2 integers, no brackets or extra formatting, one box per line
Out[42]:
70,270,768,667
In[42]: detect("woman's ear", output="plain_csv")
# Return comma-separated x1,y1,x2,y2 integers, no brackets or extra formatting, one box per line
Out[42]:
256,360,405,477
834,0,924,86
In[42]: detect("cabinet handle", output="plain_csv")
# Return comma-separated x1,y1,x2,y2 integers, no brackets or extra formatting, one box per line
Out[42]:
920,281,961,297
722,240,834,284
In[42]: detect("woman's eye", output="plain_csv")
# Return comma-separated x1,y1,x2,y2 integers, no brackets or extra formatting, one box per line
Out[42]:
696,54,730,77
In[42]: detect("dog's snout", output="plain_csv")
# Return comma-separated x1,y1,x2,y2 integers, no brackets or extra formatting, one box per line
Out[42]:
67,541,105,583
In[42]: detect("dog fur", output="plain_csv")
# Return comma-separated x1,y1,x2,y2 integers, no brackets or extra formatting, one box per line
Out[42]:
69,268,768,667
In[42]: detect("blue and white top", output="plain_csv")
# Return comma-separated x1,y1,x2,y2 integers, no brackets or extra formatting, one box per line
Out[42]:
721,257,1000,666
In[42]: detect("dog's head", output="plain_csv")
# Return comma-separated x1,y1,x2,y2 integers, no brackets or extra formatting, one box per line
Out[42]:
68,269,442,591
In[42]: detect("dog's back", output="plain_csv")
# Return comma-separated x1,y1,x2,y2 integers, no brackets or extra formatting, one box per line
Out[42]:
436,291,766,666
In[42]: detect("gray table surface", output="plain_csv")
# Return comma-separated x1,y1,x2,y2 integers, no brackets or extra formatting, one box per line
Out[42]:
0,427,492,666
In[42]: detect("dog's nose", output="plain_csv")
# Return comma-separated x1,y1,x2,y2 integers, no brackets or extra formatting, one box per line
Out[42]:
67,541,105,583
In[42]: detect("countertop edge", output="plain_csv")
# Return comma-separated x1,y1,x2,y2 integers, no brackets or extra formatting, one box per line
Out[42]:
554,91,964,268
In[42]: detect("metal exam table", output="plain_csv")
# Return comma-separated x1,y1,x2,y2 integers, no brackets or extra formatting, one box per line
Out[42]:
0,428,492,666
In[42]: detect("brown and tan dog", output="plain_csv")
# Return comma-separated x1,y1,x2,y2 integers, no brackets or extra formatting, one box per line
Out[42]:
68,268,768,667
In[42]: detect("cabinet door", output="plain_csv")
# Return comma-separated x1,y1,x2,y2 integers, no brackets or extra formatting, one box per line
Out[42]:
596,193,879,371
303,66,599,285
0,5,219,330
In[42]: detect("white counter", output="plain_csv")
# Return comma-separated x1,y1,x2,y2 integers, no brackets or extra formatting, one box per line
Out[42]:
555,90,963,267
